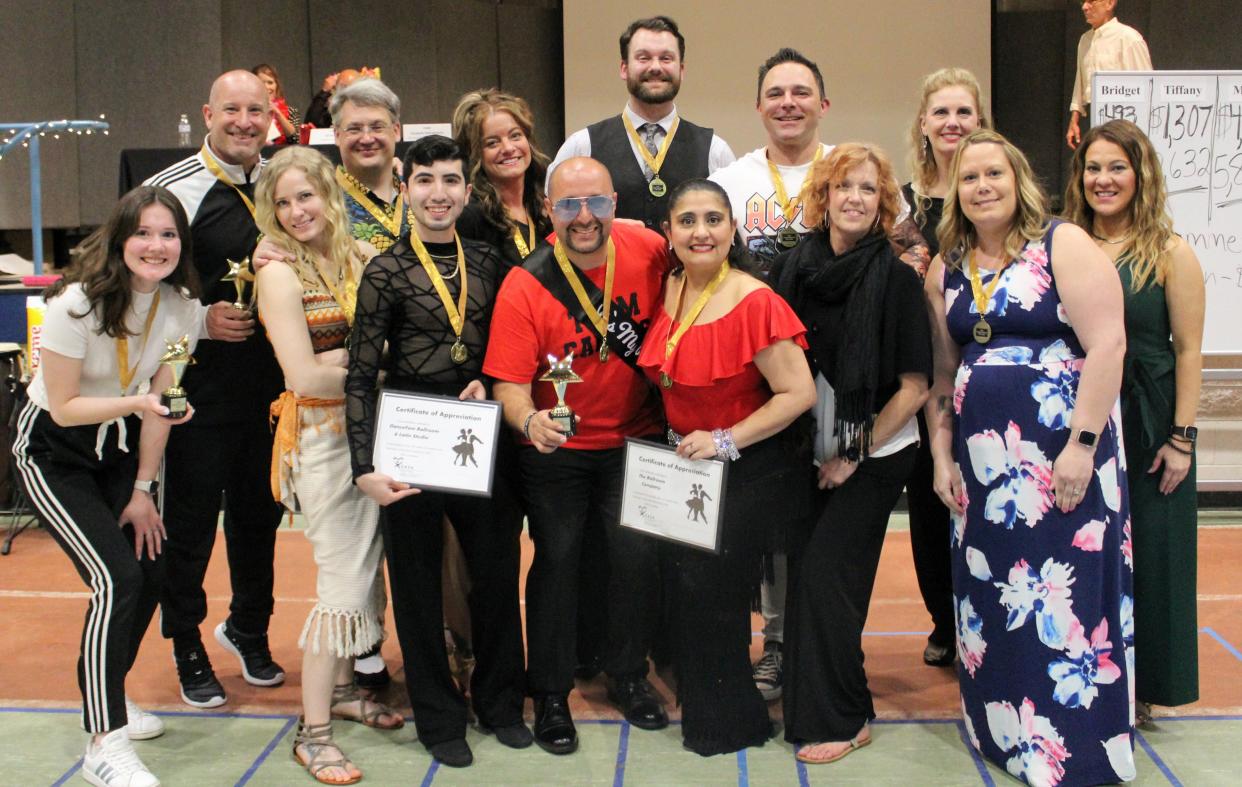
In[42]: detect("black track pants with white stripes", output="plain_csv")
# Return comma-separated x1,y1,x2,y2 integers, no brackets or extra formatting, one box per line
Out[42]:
12,401,162,733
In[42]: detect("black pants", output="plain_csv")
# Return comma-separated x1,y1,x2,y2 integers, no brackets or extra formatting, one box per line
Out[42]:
784,444,917,743
906,413,954,647
158,417,282,643
382,473,526,746
12,402,162,733
520,442,660,697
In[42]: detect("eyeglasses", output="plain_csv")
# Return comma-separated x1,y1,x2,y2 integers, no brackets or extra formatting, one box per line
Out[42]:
551,195,615,221
338,122,393,139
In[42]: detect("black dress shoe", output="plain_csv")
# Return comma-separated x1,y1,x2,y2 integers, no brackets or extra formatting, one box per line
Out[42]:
478,720,534,749
923,640,955,667
533,695,578,755
607,676,668,731
428,737,473,768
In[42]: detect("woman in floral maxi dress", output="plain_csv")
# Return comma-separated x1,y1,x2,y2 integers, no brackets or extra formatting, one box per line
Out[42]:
925,130,1136,786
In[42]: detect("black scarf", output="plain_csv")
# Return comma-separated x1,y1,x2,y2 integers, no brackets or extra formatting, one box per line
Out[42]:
795,230,893,458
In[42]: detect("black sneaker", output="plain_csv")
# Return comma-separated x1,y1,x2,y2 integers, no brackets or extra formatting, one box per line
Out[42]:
214,620,285,687
173,643,226,708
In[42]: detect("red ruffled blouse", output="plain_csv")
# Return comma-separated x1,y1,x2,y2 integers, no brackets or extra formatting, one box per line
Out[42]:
637,287,807,436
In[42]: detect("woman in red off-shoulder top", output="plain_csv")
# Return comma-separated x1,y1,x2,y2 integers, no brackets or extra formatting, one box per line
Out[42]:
636,178,816,756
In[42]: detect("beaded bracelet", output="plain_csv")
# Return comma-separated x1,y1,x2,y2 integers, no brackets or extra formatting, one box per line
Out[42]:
522,410,539,441
711,428,741,461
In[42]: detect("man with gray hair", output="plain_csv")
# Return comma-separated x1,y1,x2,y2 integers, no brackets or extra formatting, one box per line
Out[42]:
331,78,412,251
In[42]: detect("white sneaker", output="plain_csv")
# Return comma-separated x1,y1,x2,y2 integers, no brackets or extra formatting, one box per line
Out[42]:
124,698,165,741
81,727,160,787
80,697,165,741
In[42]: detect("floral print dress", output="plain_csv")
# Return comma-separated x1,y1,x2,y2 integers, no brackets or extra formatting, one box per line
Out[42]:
944,221,1136,786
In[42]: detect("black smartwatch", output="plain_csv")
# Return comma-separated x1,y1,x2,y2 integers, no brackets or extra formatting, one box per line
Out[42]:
1073,429,1098,449
1170,425,1198,442
843,445,861,463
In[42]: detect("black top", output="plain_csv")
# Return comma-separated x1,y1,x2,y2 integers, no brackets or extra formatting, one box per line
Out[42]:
771,231,932,409
456,198,550,271
345,236,507,478
902,183,945,259
587,114,713,232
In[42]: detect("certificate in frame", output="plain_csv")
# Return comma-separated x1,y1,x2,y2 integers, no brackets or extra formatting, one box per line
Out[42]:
619,438,727,554
372,389,502,497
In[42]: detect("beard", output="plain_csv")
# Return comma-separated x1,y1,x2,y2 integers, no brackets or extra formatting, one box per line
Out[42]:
627,72,680,105
563,220,606,254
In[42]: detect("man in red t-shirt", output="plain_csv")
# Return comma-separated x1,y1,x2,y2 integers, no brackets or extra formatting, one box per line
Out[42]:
486,157,669,755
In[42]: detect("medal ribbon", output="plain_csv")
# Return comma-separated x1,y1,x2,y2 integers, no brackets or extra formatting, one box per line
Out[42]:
664,262,731,360
968,250,1008,319
511,218,536,259
622,114,680,181
116,290,162,393
767,146,822,226
409,232,469,340
553,239,615,350
335,167,405,239
307,253,359,327
200,146,256,218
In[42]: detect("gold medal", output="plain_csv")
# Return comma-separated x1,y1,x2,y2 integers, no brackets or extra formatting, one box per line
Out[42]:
599,343,609,363
660,372,673,389
622,114,680,199
968,250,1008,345
450,340,468,364
973,319,992,344
648,177,667,197
409,232,470,357
553,240,615,365
776,227,800,248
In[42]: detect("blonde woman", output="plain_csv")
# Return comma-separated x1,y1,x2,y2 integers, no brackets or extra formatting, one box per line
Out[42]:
1064,118,1204,722
254,146,402,786
901,67,993,667
926,129,1134,785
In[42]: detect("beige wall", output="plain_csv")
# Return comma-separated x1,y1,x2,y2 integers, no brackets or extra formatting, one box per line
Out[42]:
563,0,991,176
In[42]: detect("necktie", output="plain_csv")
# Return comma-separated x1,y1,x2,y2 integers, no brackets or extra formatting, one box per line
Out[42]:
639,123,663,178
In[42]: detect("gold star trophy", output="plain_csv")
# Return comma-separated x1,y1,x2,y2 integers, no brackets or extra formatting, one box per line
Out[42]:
221,257,255,310
158,335,195,419
538,352,583,437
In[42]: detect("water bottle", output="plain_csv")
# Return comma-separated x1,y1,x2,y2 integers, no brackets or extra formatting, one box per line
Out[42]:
177,114,192,147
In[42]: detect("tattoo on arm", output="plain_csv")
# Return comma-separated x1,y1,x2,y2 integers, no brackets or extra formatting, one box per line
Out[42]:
937,395,952,414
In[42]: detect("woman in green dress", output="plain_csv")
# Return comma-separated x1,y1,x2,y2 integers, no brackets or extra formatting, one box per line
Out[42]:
1064,118,1205,721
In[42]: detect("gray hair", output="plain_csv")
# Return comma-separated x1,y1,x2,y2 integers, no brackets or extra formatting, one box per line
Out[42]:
330,78,400,127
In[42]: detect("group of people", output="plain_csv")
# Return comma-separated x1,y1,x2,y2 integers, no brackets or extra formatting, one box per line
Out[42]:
18,9,1201,787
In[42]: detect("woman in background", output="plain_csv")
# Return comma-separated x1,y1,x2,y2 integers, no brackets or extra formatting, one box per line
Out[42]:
899,66,993,667
1064,118,1204,723
452,89,553,267
253,63,300,145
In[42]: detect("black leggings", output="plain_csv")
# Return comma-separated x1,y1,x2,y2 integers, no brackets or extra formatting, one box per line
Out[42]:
12,401,161,733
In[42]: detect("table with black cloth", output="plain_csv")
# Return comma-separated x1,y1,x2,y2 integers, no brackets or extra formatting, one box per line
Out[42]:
118,142,414,195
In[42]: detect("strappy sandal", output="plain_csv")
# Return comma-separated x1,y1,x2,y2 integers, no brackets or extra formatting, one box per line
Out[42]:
1136,701,1154,727
330,682,405,730
292,718,362,785
795,725,872,764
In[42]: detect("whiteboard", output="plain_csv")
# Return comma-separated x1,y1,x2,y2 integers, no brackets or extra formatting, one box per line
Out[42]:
1093,70,1242,356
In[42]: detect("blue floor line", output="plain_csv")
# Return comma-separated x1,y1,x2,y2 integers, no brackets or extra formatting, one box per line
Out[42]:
419,759,440,787
1159,714,1242,722
736,748,749,787
49,757,82,787
956,719,995,786
0,705,296,721
795,756,811,787
613,721,631,787
235,714,297,786
1202,626,1242,662
1135,729,1183,787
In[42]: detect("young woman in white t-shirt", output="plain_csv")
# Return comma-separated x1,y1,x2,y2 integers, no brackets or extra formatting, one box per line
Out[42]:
13,185,203,787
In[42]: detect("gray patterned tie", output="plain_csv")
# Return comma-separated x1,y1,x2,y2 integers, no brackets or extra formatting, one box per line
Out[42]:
639,123,663,178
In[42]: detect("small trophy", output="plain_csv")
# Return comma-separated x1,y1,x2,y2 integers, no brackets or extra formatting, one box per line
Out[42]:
158,335,195,419
222,257,255,310
539,352,583,437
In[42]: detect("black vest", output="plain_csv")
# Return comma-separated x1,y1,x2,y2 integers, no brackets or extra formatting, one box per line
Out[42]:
587,114,713,231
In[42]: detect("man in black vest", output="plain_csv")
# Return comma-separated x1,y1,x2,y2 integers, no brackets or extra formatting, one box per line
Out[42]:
547,15,734,231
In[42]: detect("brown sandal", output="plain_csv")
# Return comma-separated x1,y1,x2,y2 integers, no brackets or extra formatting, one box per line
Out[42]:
292,718,362,785
330,682,405,730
